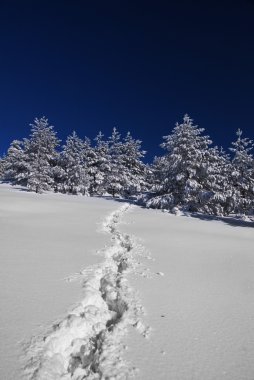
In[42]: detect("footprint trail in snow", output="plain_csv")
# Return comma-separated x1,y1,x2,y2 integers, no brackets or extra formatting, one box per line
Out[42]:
24,203,150,380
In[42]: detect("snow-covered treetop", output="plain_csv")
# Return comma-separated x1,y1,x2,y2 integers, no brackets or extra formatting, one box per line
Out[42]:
229,128,253,169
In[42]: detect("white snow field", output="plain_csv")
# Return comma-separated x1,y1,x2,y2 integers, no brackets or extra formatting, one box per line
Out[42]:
121,207,254,380
0,184,121,379
1,184,254,380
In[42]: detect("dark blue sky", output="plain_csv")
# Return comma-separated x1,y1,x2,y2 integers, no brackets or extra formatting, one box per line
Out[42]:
0,0,253,161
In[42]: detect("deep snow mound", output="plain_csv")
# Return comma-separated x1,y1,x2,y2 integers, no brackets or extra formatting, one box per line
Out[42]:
24,204,149,380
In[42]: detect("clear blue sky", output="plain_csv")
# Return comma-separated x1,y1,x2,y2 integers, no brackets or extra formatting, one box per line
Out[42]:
0,0,253,162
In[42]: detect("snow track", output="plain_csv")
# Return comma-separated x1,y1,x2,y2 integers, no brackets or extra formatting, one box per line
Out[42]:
24,203,148,380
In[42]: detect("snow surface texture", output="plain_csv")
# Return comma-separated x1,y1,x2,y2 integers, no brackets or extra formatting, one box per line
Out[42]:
24,203,149,380
0,184,125,379
121,207,254,380
2,183,254,380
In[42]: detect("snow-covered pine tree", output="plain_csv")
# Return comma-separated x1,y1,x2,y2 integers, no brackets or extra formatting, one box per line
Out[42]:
3,139,30,185
51,156,66,193
143,114,233,214
26,117,60,193
89,132,111,195
104,128,125,197
81,136,99,195
58,131,90,195
149,155,170,194
136,155,167,207
229,129,254,215
158,114,213,210
0,155,6,180
197,146,238,215
120,132,146,196
142,117,244,216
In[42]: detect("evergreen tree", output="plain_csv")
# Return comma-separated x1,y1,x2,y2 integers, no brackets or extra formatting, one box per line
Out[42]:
89,132,110,195
59,131,89,195
4,139,29,185
26,117,60,193
0,155,6,180
142,115,237,215
229,129,254,214
82,137,98,195
105,128,125,197
147,156,168,194
198,146,237,215
120,132,146,196
102,128,147,197
157,114,213,210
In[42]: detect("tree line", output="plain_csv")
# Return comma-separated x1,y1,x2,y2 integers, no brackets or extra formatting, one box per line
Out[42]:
0,115,253,217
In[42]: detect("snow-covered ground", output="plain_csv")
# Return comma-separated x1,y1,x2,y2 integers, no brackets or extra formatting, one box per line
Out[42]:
0,184,119,379
121,207,254,380
1,184,254,379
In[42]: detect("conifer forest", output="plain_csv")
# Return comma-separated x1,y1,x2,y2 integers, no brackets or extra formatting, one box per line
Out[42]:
1,114,253,217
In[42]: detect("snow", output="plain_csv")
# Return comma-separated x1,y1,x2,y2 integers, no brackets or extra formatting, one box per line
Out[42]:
24,203,148,379
1,183,254,379
121,207,254,380
0,184,118,379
